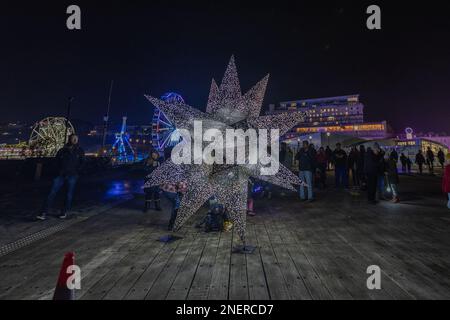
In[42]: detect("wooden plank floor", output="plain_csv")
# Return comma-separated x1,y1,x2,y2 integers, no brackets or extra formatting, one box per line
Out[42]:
1,174,450,300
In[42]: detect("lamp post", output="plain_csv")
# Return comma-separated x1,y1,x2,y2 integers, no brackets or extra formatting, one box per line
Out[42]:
65,97,74,144
327,132,331,147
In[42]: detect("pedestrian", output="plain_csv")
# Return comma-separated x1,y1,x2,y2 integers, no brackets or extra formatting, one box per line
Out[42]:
357,145,366,190
426,147,435,174
415,150,426,174
332,143,348,189
295,140,315,201
386,152,400,203
37,134,85,220
373,143,387,200
406,157,412,174
316,147,328,189
161,181,187,231
348,146,359,187
143,151,161,212
437,149,445,170
400,153,408,173
442,153,450,210
390,149,399,163
364,147,378,204
325,146,333,171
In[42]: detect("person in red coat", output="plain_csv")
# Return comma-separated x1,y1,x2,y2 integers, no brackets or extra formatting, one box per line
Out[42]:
442,153,450,210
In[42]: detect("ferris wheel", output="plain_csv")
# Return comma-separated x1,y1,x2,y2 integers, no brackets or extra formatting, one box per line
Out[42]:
29,117,75,157
151,92,183,152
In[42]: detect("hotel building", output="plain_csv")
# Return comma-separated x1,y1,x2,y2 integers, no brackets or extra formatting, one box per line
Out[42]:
267,94,392,143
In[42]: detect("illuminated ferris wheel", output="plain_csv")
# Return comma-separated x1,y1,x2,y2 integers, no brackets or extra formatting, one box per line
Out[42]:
29,117,75,157
151,92,183,151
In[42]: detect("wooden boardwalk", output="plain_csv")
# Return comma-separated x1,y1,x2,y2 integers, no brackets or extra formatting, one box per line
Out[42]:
1,174,450,300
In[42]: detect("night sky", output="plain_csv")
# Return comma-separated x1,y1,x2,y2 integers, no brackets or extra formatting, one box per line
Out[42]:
1,1,450,133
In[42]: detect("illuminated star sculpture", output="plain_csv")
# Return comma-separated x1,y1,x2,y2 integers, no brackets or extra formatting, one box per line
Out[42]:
144,56,305,242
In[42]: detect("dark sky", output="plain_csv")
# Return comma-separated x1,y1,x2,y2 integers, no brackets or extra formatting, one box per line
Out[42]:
1,0,450,133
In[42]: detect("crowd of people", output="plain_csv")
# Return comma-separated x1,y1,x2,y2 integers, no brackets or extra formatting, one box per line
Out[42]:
287,141,450,206
35,135,450,231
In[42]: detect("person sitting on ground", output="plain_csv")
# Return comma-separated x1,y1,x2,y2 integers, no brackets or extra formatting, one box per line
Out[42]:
442,153,450,210
143,151,161,212
386,152,400,203
37,134,85,220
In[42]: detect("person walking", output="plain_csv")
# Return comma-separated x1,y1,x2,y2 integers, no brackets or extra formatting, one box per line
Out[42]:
364,147,378,204
295,140,315,201
415,150,426,174
316,147,328,189
442,153,450,210
437,149,445,170
357,145,366,190
325,146,333,171
390,149,399,164
406,157,412,174
332,143,348,189
348,146,359,187
37,134,85,220
400,153,408,173
386,152,400,203
374,143,387,200
426,147,435,174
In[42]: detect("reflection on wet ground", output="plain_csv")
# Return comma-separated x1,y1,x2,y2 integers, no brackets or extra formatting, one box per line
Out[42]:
104,180,144,199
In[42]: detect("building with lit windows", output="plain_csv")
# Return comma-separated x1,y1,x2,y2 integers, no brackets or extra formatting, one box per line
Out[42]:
267,94,393,146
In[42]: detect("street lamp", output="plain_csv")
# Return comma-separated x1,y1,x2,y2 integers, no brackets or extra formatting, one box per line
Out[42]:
326,132,331,146
65,97,74,144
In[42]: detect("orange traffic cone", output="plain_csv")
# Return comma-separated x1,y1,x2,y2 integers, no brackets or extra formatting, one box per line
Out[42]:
53,252,76,300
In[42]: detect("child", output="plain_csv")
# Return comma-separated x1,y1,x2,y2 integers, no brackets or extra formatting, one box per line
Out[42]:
386,152,400,203
143,152,161,212
442,153,450,210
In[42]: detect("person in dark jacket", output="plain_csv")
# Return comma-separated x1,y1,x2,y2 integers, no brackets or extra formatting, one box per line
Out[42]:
357,145,366,189
348,146,359,187
400,153,408,173
437,149,445,170
332,143,348,188
390,149,399,163
373,143,387,200
316,147,328,189
415,150,426,174
426,147,435,174
37,134,85,220
325,146,333,170
364,147,378,204
386,152,400,203
295,140,315,201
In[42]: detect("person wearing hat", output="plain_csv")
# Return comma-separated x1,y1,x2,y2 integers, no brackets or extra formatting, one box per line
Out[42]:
442,153,450,210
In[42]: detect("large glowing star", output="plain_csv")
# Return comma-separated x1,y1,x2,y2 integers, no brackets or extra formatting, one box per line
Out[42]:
144,56,305,241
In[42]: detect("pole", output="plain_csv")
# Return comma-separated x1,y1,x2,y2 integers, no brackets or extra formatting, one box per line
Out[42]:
65,97,74,144
102,80,114,152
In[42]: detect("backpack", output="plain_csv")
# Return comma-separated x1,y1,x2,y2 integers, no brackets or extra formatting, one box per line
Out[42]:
204,204,227,232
